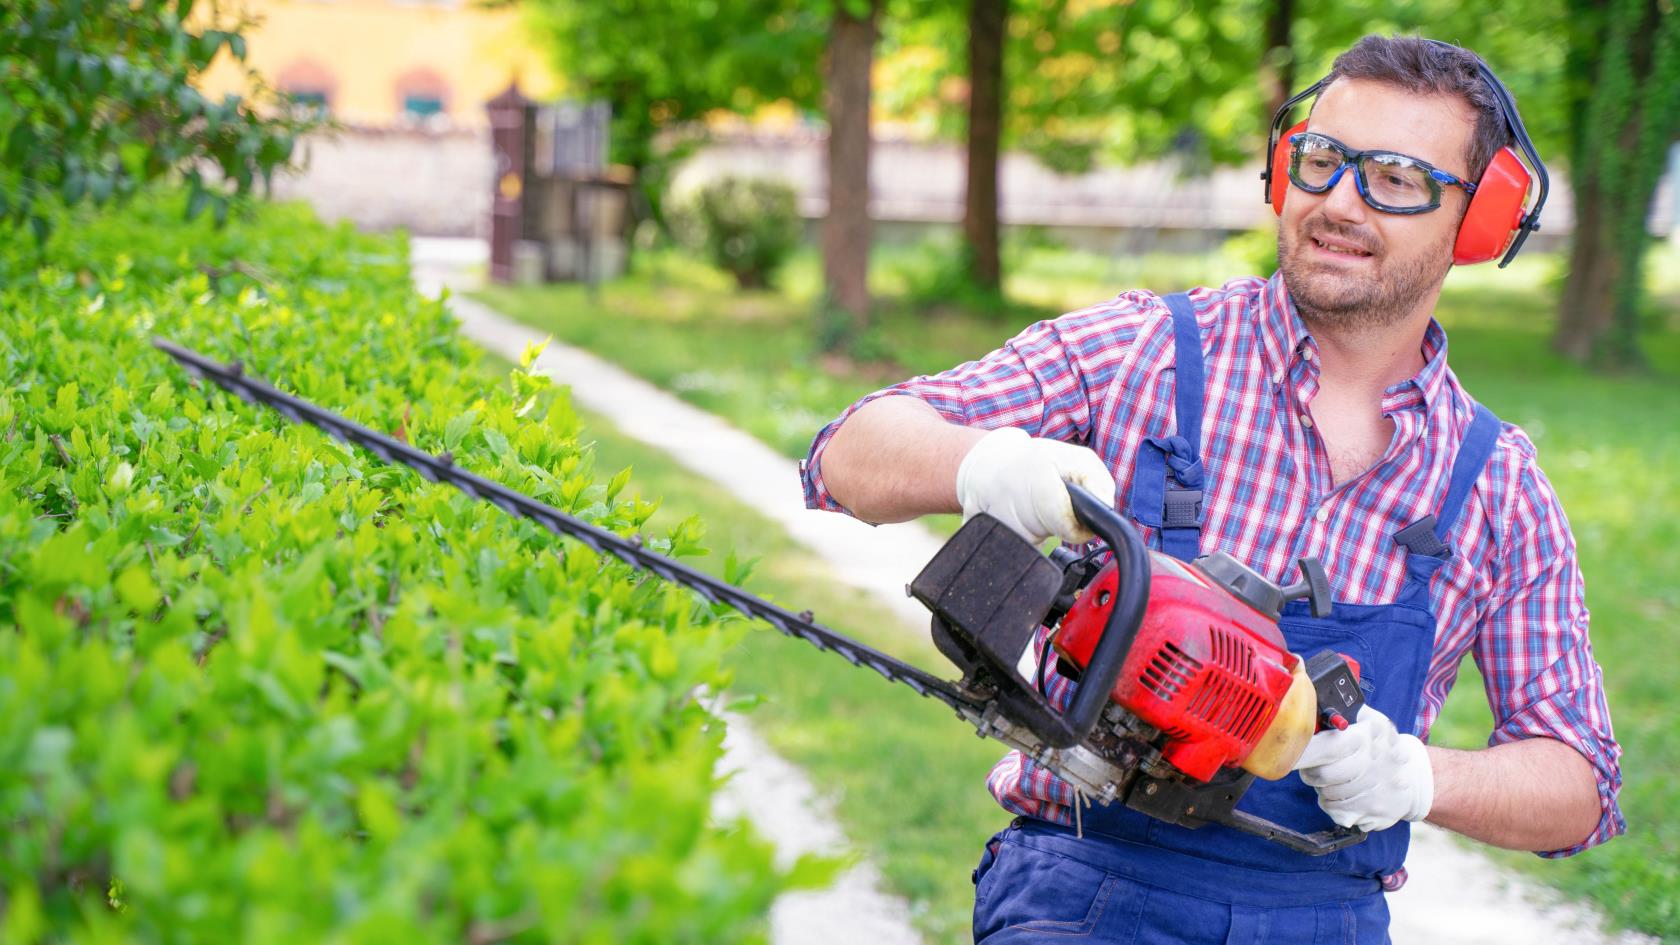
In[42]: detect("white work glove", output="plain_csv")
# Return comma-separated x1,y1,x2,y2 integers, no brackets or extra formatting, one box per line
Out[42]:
954,427,1118,545
1294,705,1434,833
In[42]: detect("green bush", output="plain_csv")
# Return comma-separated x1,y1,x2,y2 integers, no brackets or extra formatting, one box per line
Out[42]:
0,0,316,243
674,177,803,290
0,195,793,943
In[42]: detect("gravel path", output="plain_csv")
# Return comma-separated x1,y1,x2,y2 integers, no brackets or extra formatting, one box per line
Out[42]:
413,238,1651,945
714,710,922,945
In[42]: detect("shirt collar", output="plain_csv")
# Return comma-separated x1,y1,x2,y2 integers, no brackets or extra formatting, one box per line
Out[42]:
1262,271,1451,414
1258,272,1307,384
1383,319,1449,414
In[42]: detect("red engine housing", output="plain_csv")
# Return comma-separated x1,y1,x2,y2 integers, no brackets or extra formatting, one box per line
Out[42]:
1054,551,1299,782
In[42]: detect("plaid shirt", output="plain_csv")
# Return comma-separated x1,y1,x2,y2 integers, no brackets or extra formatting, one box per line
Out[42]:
801,273,1624,858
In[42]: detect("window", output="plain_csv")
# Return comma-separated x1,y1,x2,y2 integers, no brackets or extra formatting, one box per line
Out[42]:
394,68,451,127
402,94,445,119
278,59,336,117
289,89,330,115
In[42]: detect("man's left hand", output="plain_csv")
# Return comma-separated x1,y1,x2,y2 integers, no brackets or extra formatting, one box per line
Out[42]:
1294,705,1434,832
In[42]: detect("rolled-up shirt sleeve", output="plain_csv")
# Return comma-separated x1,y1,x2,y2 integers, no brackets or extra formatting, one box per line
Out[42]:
801,294,1154,514
1476,457,1625,856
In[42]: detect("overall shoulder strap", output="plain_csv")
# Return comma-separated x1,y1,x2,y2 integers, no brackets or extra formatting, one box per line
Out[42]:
1164,291,1206,455
1126,291,1208,562
1395,404,1502,558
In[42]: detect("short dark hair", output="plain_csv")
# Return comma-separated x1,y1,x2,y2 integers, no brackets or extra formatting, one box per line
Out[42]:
1320,35,1513,182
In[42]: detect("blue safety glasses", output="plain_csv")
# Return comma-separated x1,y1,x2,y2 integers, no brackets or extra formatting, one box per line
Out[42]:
1288,132,1478,214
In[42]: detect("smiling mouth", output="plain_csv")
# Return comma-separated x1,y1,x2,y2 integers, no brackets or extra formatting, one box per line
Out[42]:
1311,236,1374,258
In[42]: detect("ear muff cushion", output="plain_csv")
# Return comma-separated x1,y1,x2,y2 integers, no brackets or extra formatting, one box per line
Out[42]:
1454,146,1531,265
1271,120,1308,215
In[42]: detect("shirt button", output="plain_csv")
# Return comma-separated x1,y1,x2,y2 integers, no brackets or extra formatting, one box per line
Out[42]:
1302,348,1315,362
1272,370,1284,385
1300,414,1314,429
1315,506,1330,523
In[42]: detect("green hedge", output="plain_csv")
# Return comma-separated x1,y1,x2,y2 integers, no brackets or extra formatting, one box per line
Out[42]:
0,196,791,942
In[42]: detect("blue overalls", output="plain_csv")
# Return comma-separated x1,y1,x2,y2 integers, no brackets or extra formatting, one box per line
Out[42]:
972,293,1503,945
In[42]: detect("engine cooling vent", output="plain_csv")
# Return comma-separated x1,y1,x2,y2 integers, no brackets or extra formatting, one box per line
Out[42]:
1186,627,1268,743
1209,626,1256,683
1140,641,1202,702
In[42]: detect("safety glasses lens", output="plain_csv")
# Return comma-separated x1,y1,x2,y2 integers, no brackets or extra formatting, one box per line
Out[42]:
1288,134,1446,212
1360,154,1439,210
1291,137,1346,190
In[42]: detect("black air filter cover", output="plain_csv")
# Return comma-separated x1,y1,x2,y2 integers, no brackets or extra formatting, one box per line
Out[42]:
910,514,1064,682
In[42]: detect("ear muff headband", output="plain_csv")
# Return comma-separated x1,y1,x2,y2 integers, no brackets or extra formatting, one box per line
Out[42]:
1263,80,1327,207
1260,42,1548,268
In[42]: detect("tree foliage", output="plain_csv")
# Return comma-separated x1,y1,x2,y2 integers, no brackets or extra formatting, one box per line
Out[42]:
1555,0,1680,367
0,0,314,243
877,0,1573,173
522,0,827,230
880,0,1268,173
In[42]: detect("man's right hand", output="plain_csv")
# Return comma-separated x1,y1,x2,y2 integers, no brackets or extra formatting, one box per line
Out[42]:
955,427,1118,545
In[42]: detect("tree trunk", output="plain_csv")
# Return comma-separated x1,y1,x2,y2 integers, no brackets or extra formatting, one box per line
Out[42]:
963,0,1006,293
1555,173,1622,362
1553,0,1678,368
822,0,879,349
1260,0,1295,122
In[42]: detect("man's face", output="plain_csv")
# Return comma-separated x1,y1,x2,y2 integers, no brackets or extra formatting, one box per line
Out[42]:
1276,78,1478,331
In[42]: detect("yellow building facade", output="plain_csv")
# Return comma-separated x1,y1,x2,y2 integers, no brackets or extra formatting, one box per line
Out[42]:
198,0,560,129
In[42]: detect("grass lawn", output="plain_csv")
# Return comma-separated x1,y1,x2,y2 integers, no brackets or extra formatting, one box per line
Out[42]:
475,236,1680,941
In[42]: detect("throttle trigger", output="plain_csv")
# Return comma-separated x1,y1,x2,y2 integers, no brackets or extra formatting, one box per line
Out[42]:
1305,650,1364,732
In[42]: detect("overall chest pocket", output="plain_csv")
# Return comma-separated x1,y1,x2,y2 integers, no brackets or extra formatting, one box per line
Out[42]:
1277,620,1380,707
1278,606,1437,737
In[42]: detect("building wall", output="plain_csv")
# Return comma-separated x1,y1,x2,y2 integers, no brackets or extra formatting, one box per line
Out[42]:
263,126,1675,246
275,126,490,236
198,0,559,129
674,131,1332,235
674,131,1680,249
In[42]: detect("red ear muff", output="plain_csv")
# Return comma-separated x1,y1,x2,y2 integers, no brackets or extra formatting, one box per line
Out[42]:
1453,146,1531,265
1270,120,1307,215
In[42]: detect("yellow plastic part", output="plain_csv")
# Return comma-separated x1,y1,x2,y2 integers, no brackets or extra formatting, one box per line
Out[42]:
1241,661,1317,780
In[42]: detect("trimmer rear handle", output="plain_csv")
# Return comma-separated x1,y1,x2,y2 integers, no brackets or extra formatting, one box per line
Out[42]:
1057,484,1152,746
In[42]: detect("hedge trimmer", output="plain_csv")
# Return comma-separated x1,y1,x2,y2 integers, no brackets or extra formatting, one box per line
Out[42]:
155,339,1367,855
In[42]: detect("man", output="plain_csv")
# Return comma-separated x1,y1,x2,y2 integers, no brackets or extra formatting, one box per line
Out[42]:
800,35,1623,944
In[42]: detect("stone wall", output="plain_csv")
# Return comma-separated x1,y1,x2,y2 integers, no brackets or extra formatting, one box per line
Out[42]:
272,125,491,237
665,131,1648,253
269,126,1675,245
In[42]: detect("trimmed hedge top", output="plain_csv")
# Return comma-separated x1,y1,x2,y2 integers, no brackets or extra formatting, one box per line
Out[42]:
0,196,788,943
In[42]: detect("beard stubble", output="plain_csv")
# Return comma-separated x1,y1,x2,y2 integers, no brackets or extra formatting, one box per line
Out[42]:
1276,216,1455,334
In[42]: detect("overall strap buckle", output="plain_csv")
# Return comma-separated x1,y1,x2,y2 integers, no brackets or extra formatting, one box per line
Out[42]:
1125,290,1208,563
1393,515,1449,559
1162,486,1203,529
